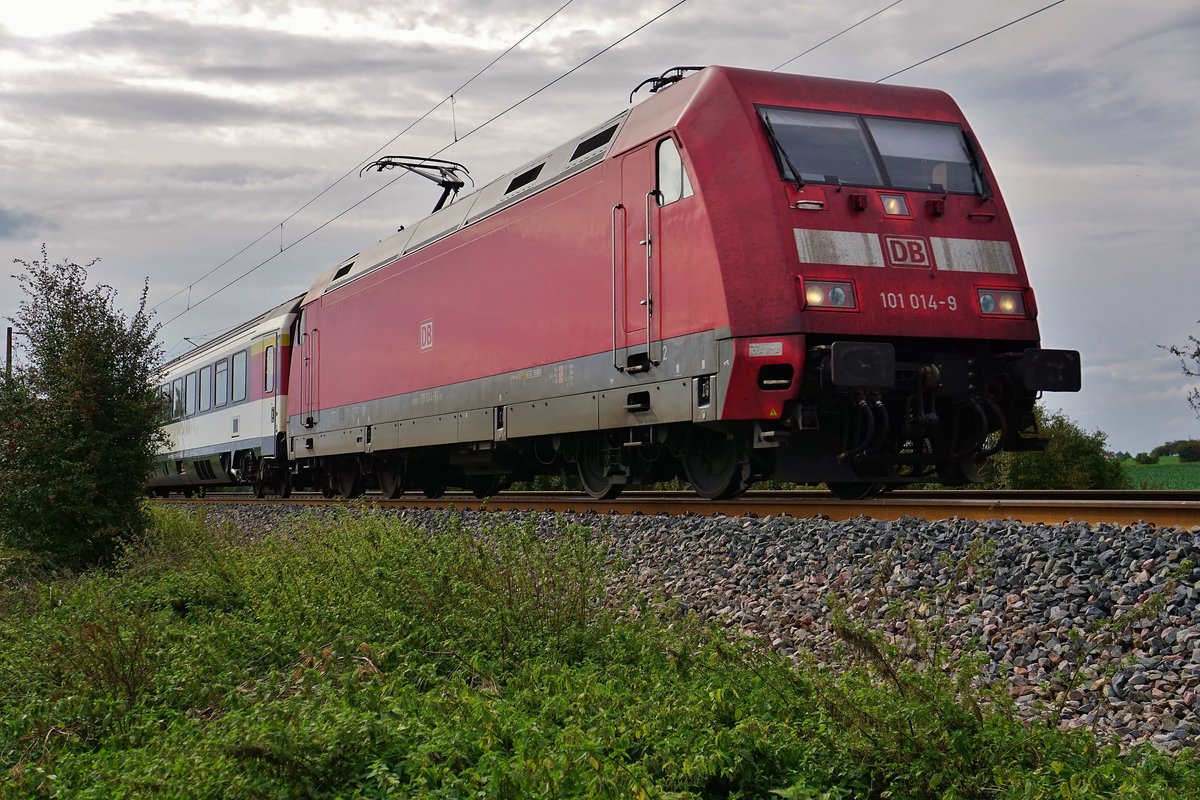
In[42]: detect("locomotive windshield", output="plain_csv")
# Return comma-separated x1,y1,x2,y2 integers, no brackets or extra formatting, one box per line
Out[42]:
759,106,987,195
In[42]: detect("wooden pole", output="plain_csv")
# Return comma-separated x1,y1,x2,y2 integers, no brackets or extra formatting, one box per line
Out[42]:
4,326,11,381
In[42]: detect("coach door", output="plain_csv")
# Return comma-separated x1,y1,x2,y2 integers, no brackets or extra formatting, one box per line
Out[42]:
256,333,278,454
616,144,662,372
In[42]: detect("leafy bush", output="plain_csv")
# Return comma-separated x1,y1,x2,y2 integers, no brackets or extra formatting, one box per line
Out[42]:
981,404,1129,490
0,247,164,566
1134,452,1160,465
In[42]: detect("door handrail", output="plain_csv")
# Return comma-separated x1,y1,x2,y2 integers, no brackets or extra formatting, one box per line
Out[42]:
611,203,625,372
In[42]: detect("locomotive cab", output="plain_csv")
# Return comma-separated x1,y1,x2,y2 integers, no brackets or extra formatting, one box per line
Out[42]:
661,67,1081,495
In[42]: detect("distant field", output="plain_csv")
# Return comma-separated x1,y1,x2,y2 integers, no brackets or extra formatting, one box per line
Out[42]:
1122,455,1200,489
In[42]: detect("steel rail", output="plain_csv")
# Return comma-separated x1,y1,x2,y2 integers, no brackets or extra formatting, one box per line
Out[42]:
159,490,1200,529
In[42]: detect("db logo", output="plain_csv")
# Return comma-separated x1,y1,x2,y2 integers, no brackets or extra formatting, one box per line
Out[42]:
882,235,932,269
419,319,434,351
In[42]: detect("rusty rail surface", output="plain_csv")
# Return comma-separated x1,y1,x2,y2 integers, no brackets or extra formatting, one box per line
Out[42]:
158,490,1200,528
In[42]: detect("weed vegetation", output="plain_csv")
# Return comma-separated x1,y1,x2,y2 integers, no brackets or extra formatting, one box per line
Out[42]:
1,508,1197,798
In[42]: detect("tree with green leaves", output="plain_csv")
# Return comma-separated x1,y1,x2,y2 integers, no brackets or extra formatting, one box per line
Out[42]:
979,404,1128,490
0,247,164,566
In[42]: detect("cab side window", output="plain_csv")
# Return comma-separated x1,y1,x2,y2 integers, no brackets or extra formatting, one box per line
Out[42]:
657,137,693,205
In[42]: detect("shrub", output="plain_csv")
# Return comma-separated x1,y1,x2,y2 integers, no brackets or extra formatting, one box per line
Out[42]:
1134,452,1160,465
1178,441,1200,463
980,404,1128,489
0,247,164,567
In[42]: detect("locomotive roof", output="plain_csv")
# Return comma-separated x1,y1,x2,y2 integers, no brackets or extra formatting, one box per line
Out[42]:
301,65,964,305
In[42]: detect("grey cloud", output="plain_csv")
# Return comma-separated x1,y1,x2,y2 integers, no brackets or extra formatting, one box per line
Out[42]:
5,84,269,126
161,163,316,188
52,11,496,86
0,208,51,239
0,77,400,130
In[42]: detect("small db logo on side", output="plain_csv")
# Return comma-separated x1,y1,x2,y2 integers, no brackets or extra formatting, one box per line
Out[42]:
882,235,932,269
419,319,434,351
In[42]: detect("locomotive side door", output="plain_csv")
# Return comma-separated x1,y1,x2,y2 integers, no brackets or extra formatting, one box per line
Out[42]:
618,144,662,371
299,309,319,427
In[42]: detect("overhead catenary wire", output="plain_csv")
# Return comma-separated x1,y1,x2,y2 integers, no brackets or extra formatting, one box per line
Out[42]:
875,0,1069,83
162,0,692,331
151,0,577,315
771,0,908,72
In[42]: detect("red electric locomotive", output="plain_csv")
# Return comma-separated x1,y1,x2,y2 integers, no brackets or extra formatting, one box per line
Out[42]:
154,65,1080,500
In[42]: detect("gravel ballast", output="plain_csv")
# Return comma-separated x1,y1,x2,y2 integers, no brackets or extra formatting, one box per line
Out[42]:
182,503,1200,753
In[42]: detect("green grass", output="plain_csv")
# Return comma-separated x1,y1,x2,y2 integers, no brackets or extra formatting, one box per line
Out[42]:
1121,456,1200,489
1,507,1197,798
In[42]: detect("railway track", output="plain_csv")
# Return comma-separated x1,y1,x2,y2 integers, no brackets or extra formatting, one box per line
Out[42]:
159,489,1200,528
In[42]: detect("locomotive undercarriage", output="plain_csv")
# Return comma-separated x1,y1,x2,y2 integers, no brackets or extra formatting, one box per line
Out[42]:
285,423,755,502
764,337,1068,498
278,338,1074,502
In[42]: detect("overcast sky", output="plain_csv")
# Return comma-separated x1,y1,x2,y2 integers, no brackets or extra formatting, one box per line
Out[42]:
1,0,1198,454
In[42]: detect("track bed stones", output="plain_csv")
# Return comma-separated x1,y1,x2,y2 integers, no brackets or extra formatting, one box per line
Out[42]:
175,503,1200,752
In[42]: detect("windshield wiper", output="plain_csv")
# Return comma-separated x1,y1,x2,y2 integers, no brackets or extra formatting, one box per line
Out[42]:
959,131,992,201
760,113,804,190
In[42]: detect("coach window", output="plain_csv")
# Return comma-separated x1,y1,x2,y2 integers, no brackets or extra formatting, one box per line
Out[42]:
171,377,184,421
657,138,693,205
264,344,275,393
185,371,197,416
214,359,229,408
160,384,172,422
198,365,212,413
232,350,247,403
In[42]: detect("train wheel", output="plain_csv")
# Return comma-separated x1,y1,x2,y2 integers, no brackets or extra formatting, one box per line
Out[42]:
826,482,884,500
683,432,749,500
322,486,337,499
336,463,365,499
182,488,195,499
155,488,170,498
378,461,406,499
278,470,292,499
577,447,622,500
422,480,446,499
196,486,207,498
469,476,503,500
253,481,266,499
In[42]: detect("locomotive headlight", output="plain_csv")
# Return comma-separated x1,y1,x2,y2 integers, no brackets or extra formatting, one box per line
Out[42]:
799,279,857,310
880,193,911,217
977,288,1026,317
